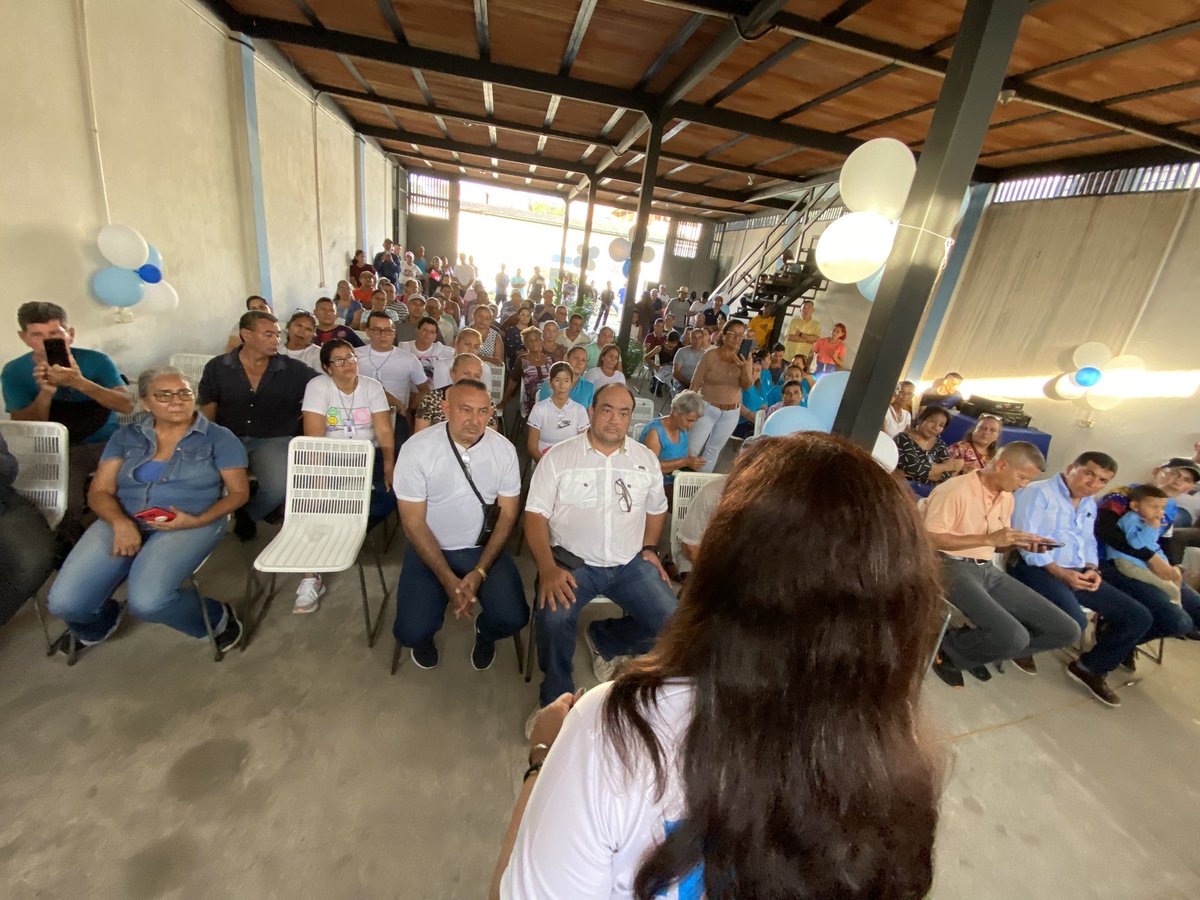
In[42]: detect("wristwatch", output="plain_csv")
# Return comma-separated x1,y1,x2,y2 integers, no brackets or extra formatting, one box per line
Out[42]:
641,545,660,556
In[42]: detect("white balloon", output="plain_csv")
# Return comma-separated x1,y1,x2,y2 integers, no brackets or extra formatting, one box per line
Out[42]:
608,237,630,262
1072,341,1111,370
815,212,897,283
97,224,149,269
140,280,179,314
1101,353,1144,372
1048,373,1086,401
839,138,916,220
641,245,655,263
871,431,899,473
1084,391,1122,411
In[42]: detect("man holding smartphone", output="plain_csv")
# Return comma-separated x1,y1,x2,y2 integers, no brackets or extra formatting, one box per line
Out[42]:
1009,451,1161,708
2,302,134,539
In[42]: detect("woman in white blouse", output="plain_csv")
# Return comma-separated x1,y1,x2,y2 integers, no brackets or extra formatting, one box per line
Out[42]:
583,344,627,390
294,339,396,614
526,362,589,461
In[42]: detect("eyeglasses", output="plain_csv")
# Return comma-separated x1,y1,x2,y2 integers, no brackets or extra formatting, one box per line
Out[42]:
327,357,358,368
151,389,195,402
368,327,395,335
614,477,632,513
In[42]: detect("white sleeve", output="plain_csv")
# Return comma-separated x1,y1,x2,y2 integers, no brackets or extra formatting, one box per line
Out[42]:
497,440,522,498
499,689,624,900
573,405,590,434
392,441,428,501
410,355,428,386
524,449,559,518
527,400,548,431
300,377,328,415
644,464,669,516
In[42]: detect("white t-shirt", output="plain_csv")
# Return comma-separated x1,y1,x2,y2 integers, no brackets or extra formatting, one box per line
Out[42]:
354,345,428,407
392,422,521,550
300,374,390,446
500,681,693,899
675,477,725,574
456,263,476,285
280,343,322,371
430,345,493,391
399,340,449,382
401,262,421,281
527,396,590,453
584,367,627,389
882,405,912,438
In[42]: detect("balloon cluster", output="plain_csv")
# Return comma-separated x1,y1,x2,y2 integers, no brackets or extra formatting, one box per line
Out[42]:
816,138,968,302
1044,342,1145,411
760,371,898,472
608,232,655,278
91,225,179,315
552,243,600,271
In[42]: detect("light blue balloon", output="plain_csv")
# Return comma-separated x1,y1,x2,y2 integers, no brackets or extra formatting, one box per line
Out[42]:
1074,366,1102,387
91,266,144,307
857,266,884,302
145,244,163,270
762,405,829,437
551,253,561,263
805,370,851,428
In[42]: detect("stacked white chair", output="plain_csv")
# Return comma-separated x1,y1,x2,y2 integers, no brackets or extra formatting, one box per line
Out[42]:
169,352,214,391
0,421,67,652
243,437,390,649
752,407,767,436
628,397,654,439
488,361,506,409
670,472,723,566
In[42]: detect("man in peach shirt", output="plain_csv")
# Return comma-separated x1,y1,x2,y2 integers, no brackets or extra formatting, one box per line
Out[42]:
922,442,1080,687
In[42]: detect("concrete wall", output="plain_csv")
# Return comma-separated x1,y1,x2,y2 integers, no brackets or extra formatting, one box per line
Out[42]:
0,0,389,404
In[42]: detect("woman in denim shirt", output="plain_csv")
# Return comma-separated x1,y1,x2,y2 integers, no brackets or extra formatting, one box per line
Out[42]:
48,366,249,656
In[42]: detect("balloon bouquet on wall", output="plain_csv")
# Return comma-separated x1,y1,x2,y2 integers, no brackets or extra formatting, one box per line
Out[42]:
1044,341,1145,415
608,233,655,277
91,224,179,320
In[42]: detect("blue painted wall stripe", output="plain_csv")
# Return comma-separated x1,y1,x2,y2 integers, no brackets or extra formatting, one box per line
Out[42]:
239,38,272,299
356,135,368,251
906,183,992,380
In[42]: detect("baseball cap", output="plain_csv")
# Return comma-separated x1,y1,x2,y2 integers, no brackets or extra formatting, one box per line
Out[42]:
1160,457,1200,481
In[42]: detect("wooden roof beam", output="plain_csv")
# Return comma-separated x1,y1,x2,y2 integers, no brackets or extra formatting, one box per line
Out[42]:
362,124,594,175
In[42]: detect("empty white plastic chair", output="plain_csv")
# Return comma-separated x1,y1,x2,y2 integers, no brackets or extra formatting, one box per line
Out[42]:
627,397,655,438
169,353,215,391
489,361,506,408
753,407,767,436
242,437,390,649
670,471,724,567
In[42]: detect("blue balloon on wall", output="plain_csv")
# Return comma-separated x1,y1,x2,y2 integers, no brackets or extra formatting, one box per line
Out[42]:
91,266,145,307
857,266,884,302
762,405,829,437
1074,366,1102,387
621,259,630,276
136,263,163,284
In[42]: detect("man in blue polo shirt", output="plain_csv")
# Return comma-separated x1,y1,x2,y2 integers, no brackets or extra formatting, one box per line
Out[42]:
3,302,133,538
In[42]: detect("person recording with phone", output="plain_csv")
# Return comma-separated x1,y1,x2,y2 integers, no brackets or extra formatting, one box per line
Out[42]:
2,302,134,544
47,366,249,657
1008,452,1162,708
688,319,754,473
921,441,1081,688
391,378,527,671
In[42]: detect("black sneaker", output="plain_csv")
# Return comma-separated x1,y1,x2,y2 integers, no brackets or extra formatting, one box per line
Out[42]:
1011,656,1038,675
1185,629,1200,641
412,642,439,669
931,651,964,688
214,604,243,653
1066,660,1120,707
232,509,257,542
1121,649,1137,673
471,629,496,671
967,665,993,682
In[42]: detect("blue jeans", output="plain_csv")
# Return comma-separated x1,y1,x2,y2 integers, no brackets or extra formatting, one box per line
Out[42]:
392,545,528,649
241,436,292,520
535,556,678,706
48,518,226,642
1009,561,1152,675
1100,563,1194,638
1183,583,1200,630
688,402,739,473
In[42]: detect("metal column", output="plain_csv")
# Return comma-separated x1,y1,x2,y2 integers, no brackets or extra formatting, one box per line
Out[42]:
237,35,272,299
618,114,664,350
578,178,597,297
557,201,571,297
831,0,1027,448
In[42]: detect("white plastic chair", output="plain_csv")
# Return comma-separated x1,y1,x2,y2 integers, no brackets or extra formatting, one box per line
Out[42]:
169,353,214,390
670,472,724,566
242,437,390,649
0,421,67,651
752,407,767,436
627,397,654,438
488,361,506,408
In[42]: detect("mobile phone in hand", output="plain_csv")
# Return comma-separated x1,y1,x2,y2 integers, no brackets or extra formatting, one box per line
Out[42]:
1035,539,1064,550
43,337,71,369
133,507,176,524
738,338,753,357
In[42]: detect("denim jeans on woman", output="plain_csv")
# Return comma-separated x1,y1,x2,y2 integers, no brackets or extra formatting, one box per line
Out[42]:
48,518,227,642
687,402,740,473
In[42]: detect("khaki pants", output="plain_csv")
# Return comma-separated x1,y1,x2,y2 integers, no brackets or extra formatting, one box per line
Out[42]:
1112,557,1182,605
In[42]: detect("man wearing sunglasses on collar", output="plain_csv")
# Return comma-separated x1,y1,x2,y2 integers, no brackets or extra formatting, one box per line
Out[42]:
521,383,679,738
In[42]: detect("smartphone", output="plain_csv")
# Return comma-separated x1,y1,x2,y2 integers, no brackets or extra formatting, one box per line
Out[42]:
133,507,176,524
43,337,71,369
1034,539,1064,550
738,338,754,357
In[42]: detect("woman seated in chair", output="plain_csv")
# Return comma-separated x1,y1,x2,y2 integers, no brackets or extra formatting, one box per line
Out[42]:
297,339,397,613
947,413,1002,473
526,362,589,462
584,344,626,391
639,390,706,580
645,330,682,398
895,405,964,497
47,366,249,657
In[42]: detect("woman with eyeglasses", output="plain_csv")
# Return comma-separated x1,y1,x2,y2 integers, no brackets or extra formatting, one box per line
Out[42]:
526,362,589,462
47,366,250,658
948,414,1002,473
895,405,964,496
296,339,396,613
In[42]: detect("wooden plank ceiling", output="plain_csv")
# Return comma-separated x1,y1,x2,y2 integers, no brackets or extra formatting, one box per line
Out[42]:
213,0,1200,218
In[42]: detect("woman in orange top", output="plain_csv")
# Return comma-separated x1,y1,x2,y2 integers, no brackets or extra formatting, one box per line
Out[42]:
948,414,1002,473
809,323,847,378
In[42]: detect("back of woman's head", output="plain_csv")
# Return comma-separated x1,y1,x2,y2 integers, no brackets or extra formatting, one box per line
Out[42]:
605,432,944,900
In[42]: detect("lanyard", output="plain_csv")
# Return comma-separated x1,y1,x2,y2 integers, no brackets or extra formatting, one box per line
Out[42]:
335,379,361,439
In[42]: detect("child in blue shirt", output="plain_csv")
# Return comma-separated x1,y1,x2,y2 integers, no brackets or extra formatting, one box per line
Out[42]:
1107,484,1182,604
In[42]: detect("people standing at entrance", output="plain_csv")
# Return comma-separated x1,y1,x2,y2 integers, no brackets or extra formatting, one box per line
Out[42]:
883,380,915,437
510,268,527,299
526,362,590,461
922,442,1080,687
199,310,317,542
948,414,1002,473
809,323,847,377
688,319,753,473
522,384,679,725
393,377,527,669
495,263,510,297
596,280,615,327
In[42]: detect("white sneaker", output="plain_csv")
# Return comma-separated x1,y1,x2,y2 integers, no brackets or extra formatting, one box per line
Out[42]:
524,705,542,741
293,576,324,614
584,625,626,683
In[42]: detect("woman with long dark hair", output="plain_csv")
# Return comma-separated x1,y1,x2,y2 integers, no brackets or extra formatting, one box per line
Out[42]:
492,432,945,899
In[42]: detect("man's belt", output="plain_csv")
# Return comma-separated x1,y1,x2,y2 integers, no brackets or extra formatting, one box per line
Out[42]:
941,553,991,566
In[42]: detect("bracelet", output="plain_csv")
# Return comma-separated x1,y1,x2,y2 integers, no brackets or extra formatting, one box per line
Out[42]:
523,761,544,781
529,742,549,765
641,545,660,556
475,566,489,581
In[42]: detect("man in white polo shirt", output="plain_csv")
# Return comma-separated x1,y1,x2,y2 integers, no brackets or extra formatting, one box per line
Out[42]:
355,310,429,447
391,379,527,671
523,383,679,727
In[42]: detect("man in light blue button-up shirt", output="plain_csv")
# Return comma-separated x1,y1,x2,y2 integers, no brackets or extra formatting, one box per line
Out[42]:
1011,451,1160,707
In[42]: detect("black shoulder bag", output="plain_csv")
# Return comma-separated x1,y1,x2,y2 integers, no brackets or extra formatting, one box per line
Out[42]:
447,428,501,546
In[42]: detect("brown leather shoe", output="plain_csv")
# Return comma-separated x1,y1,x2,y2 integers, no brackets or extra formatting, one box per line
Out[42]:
1066,660,1120,707
1012,656,1037,675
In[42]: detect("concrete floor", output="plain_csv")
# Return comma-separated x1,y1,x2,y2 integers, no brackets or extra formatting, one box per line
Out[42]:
3,384,1199,898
